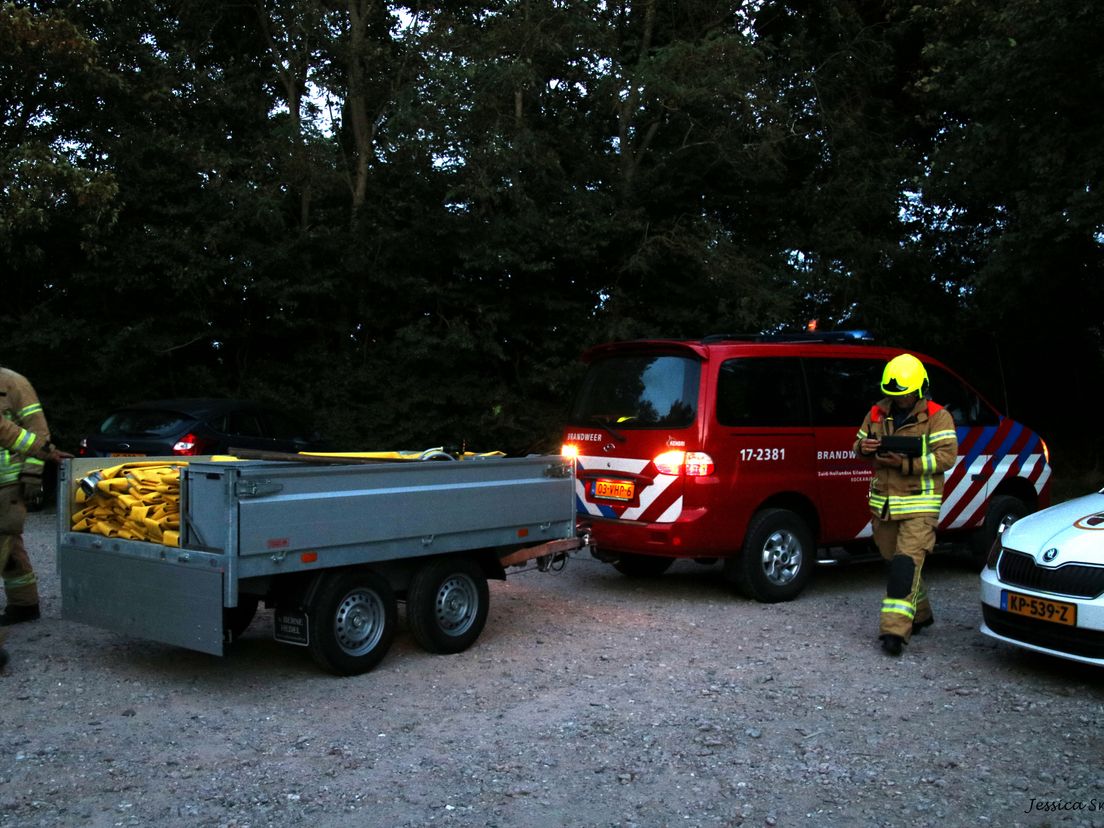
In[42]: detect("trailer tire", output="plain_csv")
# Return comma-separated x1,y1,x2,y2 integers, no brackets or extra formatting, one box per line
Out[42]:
222,596,259,645
726,508,813,603
307,570,397,676
407,557,489,654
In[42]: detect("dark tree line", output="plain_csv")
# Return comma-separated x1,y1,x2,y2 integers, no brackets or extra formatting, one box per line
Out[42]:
2,1,1101,470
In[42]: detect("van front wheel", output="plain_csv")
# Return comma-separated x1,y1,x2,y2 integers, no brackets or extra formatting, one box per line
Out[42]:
727,509,814,603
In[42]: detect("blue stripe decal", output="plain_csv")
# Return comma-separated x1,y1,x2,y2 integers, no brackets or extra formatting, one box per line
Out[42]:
575,493,588,515
993,420,1023,462
577,491,618,518
1012,432,1040,470
962,425,997,470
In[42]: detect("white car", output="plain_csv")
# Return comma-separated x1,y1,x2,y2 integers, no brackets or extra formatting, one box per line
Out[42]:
980,490,1104,666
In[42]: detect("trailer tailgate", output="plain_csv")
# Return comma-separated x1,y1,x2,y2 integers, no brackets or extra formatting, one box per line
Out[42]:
59,538,226,655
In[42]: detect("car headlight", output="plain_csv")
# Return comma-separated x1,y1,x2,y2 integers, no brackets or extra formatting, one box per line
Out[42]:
985,539,1002,569
986,516,1018,570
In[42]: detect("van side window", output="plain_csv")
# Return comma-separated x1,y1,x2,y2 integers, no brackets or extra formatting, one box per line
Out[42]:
925,365,999,426
805,358,884,427
716,358,808,427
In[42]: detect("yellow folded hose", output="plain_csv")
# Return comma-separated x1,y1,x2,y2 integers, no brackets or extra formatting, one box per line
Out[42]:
71,461,185,546
70,457,237,547
302,447,506,461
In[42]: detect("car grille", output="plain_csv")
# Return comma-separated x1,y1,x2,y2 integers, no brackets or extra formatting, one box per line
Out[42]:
997,550,1104,599
982,605,1104,660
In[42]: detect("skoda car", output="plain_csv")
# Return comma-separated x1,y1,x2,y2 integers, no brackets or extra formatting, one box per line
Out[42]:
78,398,328,458
980,489,1104,666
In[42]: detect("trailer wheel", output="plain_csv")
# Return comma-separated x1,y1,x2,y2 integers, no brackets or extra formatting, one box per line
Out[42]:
222,596,259,644
407,557,489,654
726,508,813,603
307,570,397,675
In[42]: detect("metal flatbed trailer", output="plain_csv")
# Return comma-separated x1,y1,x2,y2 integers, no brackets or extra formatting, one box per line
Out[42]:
57,454,585,675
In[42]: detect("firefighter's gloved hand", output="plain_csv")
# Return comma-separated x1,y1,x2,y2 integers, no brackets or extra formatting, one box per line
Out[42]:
19,475,44,510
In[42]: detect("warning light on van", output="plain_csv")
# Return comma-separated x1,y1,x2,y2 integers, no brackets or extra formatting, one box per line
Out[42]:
561,443,579,460
653,450,715,477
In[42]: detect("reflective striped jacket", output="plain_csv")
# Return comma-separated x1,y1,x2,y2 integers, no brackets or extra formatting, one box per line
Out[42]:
853,397,958,519
0,367,52,488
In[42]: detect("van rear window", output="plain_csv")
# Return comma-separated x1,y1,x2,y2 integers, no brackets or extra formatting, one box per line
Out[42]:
570,355,699,428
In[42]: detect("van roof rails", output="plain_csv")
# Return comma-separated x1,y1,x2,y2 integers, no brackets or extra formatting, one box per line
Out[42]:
701,330,875,344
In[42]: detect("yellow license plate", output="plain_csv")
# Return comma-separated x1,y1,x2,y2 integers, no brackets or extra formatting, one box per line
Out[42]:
594,479,634,501
110,452,146,457
1004,591,1077,626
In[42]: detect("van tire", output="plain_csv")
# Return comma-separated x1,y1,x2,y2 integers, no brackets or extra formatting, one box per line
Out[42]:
613,553,674,577
967,495,1027,570
727,509,814,603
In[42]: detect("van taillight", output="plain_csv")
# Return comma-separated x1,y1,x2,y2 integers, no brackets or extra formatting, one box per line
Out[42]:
653,450,715,476
685,452,715,476
561,443,579,460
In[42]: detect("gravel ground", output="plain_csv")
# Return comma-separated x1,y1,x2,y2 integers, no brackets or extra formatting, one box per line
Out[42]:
1,508,1102,828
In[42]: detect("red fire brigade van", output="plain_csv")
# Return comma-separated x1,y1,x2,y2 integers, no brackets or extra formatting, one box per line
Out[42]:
562,332,1052,602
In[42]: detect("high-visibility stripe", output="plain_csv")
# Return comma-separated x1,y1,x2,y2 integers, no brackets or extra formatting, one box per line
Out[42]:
3,572,38,589
869,492,944,517
882,598,915,619
11,428,36,454
17,403,43,418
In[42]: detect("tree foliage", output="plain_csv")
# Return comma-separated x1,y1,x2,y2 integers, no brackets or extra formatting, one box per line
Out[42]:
0,0,1099,467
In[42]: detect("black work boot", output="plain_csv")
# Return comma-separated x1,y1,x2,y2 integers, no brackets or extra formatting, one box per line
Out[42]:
912,616,935,634
880,634,905,656
0,604,40,626
0,647,8,671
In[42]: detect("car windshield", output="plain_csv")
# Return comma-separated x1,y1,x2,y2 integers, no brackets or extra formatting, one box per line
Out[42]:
99,409,198,437
570,354,700,428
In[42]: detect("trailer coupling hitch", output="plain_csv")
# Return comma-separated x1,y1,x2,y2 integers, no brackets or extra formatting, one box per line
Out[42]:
535,551,569,572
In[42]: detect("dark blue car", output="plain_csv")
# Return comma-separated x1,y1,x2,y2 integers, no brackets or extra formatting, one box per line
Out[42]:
78,398,328,458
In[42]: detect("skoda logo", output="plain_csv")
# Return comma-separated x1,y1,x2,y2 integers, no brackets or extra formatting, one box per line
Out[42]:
1042,548,1059,563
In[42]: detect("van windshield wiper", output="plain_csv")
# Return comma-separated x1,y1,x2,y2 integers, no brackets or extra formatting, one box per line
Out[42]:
589,416,626,442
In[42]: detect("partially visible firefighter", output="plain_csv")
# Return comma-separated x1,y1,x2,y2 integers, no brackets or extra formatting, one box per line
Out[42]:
854,353,958,656
0,365,72,670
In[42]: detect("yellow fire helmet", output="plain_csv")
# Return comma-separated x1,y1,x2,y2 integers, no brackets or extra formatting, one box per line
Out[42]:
880,353,929,397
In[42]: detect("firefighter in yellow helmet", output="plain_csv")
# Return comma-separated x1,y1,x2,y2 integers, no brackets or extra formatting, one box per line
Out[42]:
853,354,958,656
0,365,72,671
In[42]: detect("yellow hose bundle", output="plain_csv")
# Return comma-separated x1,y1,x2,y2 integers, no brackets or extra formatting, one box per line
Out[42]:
71,461,186,546
302,447,506,461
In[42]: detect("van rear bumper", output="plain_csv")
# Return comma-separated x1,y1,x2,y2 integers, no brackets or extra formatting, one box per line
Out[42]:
586,508,729,559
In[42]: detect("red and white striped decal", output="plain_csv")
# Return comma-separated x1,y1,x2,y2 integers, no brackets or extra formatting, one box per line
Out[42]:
854,423,1050,539
575,456,684,523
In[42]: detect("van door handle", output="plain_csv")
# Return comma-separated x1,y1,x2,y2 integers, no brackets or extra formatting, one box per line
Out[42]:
971,473,987,481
